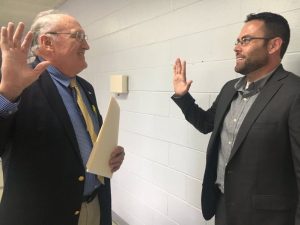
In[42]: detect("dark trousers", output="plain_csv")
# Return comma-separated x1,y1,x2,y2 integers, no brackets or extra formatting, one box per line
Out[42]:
215,193,227,225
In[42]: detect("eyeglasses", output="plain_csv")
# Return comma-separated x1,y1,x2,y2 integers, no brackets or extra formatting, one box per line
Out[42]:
45,31,88,42
235,36,274,46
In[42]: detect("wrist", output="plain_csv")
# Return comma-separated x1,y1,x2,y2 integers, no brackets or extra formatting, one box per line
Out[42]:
174,90,188,97
0,85,21,102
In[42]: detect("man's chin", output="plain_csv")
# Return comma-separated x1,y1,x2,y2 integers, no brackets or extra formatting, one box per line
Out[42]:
79,61,88,70
234,66,247,76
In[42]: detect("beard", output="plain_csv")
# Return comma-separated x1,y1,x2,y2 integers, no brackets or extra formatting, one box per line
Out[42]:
235,47,269,75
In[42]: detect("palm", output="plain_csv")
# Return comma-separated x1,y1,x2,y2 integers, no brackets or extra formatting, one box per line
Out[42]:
2,39,32,87
0,22,50,101
173,58,192,96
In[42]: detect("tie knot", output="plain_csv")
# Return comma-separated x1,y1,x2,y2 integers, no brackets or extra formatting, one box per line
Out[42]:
70,79,77,88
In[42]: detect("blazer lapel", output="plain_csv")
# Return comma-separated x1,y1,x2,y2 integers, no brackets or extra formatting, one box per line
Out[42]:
228,67,287,161
214,82,237,132
77,79,96,107
38,71,83,163
206,80,237,158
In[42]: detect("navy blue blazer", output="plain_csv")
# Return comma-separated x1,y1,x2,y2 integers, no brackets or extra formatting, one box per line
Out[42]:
0,60,111,225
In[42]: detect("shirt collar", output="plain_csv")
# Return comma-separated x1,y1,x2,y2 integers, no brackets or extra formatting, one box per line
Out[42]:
38,56,73,88
234,67,278,98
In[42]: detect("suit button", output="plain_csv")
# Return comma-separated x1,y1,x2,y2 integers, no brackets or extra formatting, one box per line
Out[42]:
227,170,233,174
74,210,80,215
78,176,85,182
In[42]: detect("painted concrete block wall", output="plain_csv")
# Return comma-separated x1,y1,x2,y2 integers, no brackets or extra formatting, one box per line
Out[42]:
59,0,300,224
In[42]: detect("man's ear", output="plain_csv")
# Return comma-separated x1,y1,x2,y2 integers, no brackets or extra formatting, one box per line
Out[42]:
268,37,283,55
40,35,53,50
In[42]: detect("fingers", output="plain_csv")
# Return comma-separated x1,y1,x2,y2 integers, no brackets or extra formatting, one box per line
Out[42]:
13,22,25,49
110,146,124,158
32,61,51,77
182,60,186,79
173,58,187,81
1,22,26,51
1,26,8,51
7,22,14,44
109,146,125,173
173,58,191,96
111,164,121,173
21,31,33,51
110,160,123,172
175,58,181,74
173,58,181,76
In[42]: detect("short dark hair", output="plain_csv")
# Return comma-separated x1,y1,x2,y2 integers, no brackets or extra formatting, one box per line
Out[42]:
245,12,290,58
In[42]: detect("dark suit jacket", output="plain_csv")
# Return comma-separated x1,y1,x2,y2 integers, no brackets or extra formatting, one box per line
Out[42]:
172,65,300,225
0,61,111,225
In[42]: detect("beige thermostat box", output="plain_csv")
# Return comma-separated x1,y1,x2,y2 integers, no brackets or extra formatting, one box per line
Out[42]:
110,75,128,94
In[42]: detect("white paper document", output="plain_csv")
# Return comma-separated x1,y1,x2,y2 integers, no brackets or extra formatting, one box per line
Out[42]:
86,97,120,178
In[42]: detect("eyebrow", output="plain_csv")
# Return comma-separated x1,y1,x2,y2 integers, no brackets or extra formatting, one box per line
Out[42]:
71,29,85,33
237,35,252,40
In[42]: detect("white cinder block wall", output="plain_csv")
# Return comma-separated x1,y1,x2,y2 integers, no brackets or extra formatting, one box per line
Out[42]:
59,1,300,224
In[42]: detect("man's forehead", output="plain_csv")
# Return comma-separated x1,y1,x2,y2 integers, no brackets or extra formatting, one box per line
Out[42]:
243,20,265,31
238,20,265,37
54,15,82,31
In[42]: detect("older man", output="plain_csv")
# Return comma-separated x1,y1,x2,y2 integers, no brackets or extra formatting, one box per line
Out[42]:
0,10,124,225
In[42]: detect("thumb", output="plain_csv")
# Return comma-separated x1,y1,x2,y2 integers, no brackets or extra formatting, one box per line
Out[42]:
186,80,193,90
32,61,51,77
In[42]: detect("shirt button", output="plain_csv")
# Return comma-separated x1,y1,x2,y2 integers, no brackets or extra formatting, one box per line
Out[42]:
78,176,85,182
74,210,80,215
233,118,237,122
228,141,232,145
243,98,248,101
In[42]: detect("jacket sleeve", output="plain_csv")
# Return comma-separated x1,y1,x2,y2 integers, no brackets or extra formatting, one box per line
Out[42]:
0,114,15,157
171,92,219,134
0,95,19,157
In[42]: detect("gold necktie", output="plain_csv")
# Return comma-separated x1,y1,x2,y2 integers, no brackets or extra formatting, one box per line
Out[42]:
70,79,104,184
70,79,97,143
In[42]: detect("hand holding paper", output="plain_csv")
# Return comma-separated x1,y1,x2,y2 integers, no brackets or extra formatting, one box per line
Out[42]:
109,146,125,172
86,97,123,178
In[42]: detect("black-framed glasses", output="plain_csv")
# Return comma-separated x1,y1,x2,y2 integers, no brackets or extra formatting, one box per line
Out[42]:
235,36,274,46
45,31,88,42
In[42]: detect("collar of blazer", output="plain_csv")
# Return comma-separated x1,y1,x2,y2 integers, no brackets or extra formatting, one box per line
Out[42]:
32,57,99,116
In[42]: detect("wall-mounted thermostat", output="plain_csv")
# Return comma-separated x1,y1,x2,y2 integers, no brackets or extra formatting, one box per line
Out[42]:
110,75,128,94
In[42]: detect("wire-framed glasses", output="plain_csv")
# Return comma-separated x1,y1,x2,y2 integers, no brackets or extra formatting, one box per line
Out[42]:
45,31,88,42
235,36,274,46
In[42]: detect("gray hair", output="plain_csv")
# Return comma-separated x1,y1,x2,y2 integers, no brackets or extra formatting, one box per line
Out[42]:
30,9,69,56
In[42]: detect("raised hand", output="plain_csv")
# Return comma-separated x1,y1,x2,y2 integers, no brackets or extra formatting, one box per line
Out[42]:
0,22,50,101
173,58,192,96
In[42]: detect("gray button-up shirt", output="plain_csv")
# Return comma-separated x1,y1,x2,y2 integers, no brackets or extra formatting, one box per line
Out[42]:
216,70,275,193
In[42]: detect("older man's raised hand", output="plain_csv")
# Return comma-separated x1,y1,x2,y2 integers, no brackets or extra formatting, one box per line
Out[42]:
0,22,50,101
